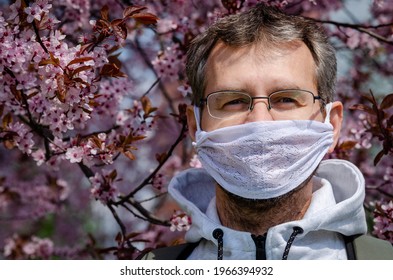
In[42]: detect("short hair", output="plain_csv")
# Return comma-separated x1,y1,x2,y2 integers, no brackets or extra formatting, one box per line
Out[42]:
186,4,337,105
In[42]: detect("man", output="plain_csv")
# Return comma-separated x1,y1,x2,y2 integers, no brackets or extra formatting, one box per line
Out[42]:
141,4,391,260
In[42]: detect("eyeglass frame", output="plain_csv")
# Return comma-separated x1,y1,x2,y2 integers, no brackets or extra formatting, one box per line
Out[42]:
198,89,326,118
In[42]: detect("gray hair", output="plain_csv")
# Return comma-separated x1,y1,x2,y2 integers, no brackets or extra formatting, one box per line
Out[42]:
186,4,337,105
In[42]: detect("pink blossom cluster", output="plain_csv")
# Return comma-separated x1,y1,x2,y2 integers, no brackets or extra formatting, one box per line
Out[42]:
3,234,54,259
152,173,166,191
189,154,203,168
1,0,158,171
2,1,104,150
344,28,381,55
152,44,185,81
373,201,393,243
169,210,192,232
0,176,69,219
24,0,52,23
349,113,373,150
90,169,119,204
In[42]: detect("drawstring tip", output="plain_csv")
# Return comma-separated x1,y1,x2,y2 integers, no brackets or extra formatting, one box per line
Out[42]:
212,228,224,260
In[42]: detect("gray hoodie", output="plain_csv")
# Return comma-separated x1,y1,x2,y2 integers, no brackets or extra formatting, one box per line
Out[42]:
168,159,367,260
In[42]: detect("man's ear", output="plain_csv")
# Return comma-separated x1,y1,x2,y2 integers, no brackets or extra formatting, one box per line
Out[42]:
186,105,197,141
328,101,343,153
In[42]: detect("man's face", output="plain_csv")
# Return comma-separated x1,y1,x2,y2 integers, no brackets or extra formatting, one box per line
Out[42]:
201,41,323,131
187,40,343,153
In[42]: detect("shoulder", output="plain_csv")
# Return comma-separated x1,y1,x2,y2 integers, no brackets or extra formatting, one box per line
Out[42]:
346,235,393,260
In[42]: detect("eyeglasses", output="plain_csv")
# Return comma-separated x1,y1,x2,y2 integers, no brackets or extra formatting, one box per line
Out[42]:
199,89,325,120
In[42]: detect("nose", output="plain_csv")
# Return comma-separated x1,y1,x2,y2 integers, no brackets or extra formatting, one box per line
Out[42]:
245,100,273,122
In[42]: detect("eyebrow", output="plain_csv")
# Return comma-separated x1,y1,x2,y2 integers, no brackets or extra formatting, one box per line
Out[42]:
209,84,305,96
267,84,303,93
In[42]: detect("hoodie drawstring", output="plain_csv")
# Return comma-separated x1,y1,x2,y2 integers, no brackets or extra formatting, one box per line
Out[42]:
212,228,224,260
212,226,303,260
282,226,304,260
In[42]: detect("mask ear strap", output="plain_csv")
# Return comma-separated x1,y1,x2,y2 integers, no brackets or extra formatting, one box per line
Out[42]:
324,102,333,124
193,105,202,131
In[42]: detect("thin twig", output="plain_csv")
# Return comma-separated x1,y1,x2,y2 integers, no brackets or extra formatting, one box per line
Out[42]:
32,21,49,54
138,192,167,203
107,203,127,237
309,18,393,45
78,162,95,178
142,78,161,97
125,197,170,226
121,203,150,222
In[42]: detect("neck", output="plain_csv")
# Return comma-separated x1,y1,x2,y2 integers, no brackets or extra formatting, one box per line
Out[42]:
215,180,313,236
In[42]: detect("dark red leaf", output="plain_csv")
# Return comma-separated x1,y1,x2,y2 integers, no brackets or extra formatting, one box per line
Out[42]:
89,135,102,148
109,169,117,181
155,152,167,164
366,126,383,138
349,104,375,115
39,52,60,67
3,139,16,149
100,5,110,21
115,232,122,243
68,57,95,66
132,13,159,25
111,18,123,26
72,77,90,87
112,24,127,40
56,75,67,103
388,114,393,127
55,90,66,103
123,6,147,18
100,63,127,78
361,93,375,105
80,43,94,54
380,93,393,110
141,96,151,114
2,113,12,128
123,150,136,160
374,149,385,166
125,232,141,240
96,19,112,31
339,140,358,151
72,66,93,76
26,91,40,99
10,85,22,102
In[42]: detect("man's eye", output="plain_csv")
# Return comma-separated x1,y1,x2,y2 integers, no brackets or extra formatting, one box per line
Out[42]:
276,97,296,103
225,98,248,105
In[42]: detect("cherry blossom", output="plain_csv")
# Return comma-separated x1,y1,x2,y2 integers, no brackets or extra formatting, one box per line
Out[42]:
170,210,192,232
90,170,119,204
189,154,203,168
65,146,85,163
4,234,54,259
373,201,393,243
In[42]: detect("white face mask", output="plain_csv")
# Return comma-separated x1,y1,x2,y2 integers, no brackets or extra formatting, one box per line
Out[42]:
193,104,334,199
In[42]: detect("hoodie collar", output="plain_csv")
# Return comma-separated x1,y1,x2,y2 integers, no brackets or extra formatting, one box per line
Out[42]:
168,159,367,259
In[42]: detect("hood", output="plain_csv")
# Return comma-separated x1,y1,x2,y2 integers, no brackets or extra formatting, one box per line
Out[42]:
168,159,367,259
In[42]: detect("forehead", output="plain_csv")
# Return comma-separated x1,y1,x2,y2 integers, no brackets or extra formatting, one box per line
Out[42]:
204,40,317,96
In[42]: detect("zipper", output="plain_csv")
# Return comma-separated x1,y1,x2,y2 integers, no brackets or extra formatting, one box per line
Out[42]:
251,233,267,260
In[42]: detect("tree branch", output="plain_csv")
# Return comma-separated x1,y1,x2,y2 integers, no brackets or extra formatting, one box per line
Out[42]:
107,203,127,237
309,18,393,45
121,119,187,199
